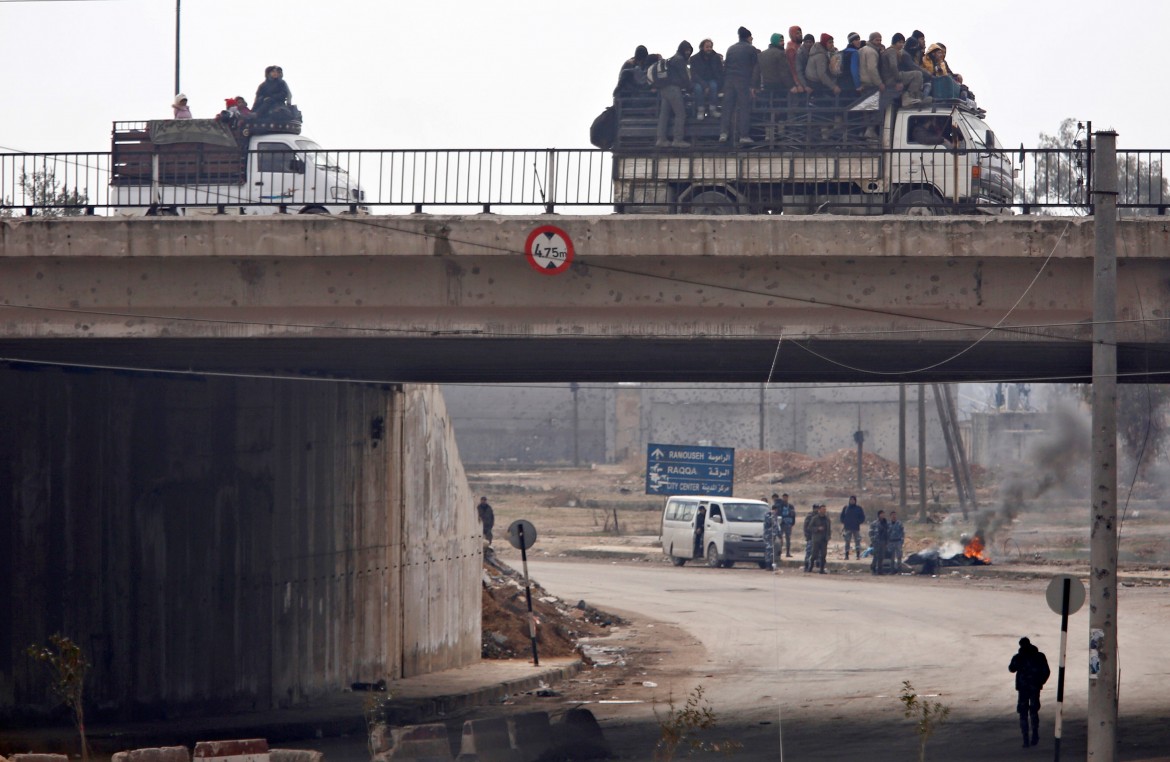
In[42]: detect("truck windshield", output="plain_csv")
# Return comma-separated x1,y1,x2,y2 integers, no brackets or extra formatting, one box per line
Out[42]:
295,139,348,174
957,114,1000,150
720,503,768,522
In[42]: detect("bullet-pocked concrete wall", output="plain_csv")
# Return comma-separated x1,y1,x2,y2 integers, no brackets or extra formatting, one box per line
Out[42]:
0,369,479,720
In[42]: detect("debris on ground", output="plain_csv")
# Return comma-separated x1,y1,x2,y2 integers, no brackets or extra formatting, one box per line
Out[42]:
481,551,626,659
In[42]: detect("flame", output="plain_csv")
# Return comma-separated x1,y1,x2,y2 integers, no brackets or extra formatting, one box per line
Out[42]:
963,535,991,563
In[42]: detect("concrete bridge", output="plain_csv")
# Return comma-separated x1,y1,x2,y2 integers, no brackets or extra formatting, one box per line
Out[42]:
2,214,1168,383
2,213,1168,721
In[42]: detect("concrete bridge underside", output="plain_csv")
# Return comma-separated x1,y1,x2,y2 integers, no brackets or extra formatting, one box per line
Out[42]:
3,214,1169,383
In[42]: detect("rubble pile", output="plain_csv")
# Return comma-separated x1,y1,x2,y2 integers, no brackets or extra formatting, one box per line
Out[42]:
736,447,985,490
481,552,623,659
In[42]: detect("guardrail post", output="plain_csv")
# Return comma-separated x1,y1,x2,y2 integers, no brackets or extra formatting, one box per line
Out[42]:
544,150,556,214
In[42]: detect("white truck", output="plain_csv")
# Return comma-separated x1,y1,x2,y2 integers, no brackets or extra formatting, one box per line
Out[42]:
605,90,1015,215
110,119,367,216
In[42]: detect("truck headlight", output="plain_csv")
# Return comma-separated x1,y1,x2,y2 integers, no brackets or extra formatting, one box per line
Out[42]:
726,534,743,542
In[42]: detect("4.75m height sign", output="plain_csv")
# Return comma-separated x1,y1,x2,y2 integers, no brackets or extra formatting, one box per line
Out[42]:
524,225,574,275
645,443,735,496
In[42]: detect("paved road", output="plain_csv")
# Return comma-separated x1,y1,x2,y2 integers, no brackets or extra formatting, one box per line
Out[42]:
529,559,1170,761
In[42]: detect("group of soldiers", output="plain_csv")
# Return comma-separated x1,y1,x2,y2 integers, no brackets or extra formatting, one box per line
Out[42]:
762,494,906,574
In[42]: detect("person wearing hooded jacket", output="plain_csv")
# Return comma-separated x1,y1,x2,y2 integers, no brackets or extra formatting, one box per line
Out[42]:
172,94,192,119
719,26,760,144
784,25,807,93
655,41,693,148
805,33,841,99
1009,637,1051,747
252,65,291,122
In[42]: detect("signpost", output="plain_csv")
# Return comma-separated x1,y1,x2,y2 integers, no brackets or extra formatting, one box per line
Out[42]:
644,443,735,496
1046,573,1086,761
524,225,574,275
506,519,540,666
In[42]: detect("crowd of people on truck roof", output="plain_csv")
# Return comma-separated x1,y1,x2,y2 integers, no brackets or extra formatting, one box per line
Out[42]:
614,25,975,148
168,65,295,127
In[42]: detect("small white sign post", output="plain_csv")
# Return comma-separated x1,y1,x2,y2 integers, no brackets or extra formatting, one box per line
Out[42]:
1046,574,1086,761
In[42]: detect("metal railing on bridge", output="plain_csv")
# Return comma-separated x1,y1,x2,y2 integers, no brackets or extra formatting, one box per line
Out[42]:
1,146,1166,217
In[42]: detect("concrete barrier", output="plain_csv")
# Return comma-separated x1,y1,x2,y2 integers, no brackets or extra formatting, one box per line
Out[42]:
193,739,269,762
554,708,610,760
10,755,69,762
371,723,452,762
455,718,519,762
507,713,550,762
112,747,192,762
270,751,324,762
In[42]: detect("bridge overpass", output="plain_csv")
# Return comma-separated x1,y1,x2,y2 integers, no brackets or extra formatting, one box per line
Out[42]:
2,212,1167,720
2,214,1168,383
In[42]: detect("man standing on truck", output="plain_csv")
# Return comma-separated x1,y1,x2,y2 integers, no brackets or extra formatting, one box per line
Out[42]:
785,26,807,94
805,33,841,102
655,41,693,148
758,33,796,97
718,26,759,145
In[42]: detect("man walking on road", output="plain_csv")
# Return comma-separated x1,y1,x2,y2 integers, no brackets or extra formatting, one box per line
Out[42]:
1009,637,1051,747
840,495,866,560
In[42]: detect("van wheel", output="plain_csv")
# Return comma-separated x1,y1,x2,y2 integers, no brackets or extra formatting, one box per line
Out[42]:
895,189,945,216
670,555,686,567
706,543,723,568
758,561,769,569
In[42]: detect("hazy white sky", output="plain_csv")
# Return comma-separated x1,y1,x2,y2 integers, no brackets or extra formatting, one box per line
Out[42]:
1,0,1165,154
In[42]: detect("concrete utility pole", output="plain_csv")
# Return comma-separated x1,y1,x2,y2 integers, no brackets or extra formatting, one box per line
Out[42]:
917,384,927,521
1088,130,1119,760
899,383,907,512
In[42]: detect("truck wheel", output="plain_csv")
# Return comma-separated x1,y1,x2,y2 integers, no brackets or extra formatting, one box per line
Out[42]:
706,543,723,568
895,189,944,216
684,190,739,215
299,205,329,215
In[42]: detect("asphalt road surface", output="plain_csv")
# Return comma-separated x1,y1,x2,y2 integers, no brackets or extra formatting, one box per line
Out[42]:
528,559,1170,761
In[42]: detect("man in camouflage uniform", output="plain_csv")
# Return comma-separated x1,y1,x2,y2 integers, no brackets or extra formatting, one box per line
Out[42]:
807,503,831,573
887,511,905,570
869,510,890,575
763,501,779,570
802,507,816,571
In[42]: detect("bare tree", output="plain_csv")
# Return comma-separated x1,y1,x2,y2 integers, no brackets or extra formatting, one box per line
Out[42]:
2,171,90,217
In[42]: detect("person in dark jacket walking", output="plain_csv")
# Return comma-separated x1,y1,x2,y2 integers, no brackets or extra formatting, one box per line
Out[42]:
689,38,723,119
839,496,866,559
719,26,759,145
655,41,693,148
1009,637,1051,747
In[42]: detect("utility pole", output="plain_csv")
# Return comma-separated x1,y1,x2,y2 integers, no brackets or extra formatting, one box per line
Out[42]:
570,382,580,467
174,0,181,96
917,384,927,522
898,383,907,513
1088,130,1118,760
854,402,864,490
758,383,766,450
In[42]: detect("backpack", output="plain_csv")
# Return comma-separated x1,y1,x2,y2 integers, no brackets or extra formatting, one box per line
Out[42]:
589,106,617,150
829,51,843,77
646,58,670,86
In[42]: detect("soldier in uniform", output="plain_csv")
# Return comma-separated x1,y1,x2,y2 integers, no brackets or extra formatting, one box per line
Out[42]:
807,503,831,573
887,511,906,570
869,510,890,574
777,493,796,557
763,501,779,570
802,508,816,571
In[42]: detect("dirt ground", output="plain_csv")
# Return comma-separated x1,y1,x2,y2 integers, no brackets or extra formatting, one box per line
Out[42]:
469,448,1170,760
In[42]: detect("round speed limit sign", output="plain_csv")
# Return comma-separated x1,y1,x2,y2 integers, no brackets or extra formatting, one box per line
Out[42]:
524,225,575,275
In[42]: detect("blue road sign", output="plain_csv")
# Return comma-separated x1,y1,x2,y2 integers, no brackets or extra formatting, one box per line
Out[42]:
645,443,735,496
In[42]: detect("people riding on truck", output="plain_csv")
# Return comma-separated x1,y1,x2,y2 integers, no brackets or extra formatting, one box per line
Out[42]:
251,65,292,122
654,40,693,149
689,39,723,119
718,26,760,145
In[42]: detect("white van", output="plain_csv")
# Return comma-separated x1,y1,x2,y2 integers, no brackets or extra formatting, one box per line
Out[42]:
660,495,770,568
